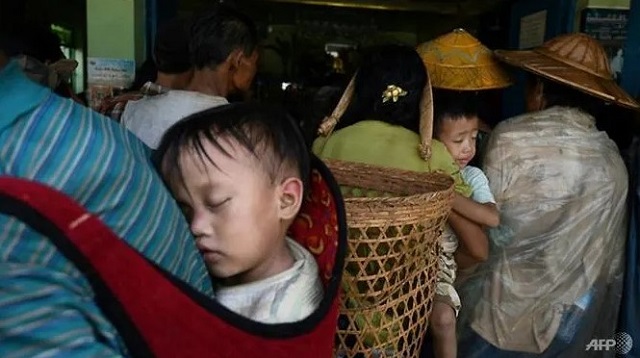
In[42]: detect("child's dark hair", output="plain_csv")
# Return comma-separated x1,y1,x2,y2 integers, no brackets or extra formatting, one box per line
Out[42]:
155,103,310,191
336,44,427,133
433,89,480,137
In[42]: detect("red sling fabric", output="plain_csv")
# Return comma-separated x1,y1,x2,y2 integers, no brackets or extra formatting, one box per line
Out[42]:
0,158,346,358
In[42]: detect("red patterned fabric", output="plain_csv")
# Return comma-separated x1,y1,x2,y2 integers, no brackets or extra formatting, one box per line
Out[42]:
289,169,339,286
0,160,345,358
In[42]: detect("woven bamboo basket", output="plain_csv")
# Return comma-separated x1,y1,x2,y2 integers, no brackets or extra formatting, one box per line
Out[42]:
317,72,455,357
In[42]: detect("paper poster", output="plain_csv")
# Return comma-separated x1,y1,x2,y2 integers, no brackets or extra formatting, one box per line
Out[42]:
519,10,547,49
87,57,135,86
86,57,136,109
581,8,628,83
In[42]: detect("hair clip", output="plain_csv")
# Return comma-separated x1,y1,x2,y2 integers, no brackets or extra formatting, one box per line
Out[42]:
382,85,408,103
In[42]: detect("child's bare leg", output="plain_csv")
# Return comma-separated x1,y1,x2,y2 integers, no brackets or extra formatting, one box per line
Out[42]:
430,301,457,358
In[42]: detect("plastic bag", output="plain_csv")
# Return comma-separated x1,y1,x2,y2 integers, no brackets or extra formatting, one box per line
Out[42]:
457,107,628,357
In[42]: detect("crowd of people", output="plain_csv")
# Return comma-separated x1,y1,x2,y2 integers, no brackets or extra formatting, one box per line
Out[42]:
0,3,637,358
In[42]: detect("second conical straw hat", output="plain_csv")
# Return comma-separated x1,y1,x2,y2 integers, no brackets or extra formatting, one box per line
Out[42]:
417,28,512,90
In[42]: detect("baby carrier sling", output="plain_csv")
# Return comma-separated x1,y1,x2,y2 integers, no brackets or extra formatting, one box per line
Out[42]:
0,155,347,358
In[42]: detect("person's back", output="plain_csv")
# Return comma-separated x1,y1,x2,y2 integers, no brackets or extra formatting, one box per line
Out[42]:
469,105,627,354
315,120,429,170
122,5,259,149
458,33,635,357
123,89,228,148
0,53,211,356
312,45,472,196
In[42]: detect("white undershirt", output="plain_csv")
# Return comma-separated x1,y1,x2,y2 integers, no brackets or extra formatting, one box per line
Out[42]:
215,238,324,324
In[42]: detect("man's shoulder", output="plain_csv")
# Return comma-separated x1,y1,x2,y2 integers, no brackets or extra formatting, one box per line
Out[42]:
98,82,169,121
494,107,595,140
0,61,53,120
499,107,575,127
98,91,145,118
123,90,227,120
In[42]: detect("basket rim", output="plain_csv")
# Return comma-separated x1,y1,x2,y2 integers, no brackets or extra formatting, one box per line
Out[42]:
324,158,454,198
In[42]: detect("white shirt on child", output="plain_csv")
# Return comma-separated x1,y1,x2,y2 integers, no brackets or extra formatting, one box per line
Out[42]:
215,238,323,324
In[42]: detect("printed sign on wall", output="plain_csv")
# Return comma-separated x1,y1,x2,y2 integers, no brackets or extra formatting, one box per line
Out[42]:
581,8,628,83
87,57,136,109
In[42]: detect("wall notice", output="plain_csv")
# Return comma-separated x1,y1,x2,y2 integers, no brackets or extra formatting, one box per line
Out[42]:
519,10,547,49
86,57,136,110
581,7,629,83
87,58,135,87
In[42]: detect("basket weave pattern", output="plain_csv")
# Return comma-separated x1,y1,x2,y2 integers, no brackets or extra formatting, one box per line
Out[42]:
328,159,454,357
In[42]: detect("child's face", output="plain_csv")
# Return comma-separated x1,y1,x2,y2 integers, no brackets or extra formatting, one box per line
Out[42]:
167,137,298,285
437,116,479,169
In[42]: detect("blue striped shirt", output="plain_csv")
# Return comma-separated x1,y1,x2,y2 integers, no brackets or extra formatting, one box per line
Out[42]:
0,61,213,357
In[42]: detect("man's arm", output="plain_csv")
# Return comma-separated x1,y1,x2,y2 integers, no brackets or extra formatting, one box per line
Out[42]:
0,262,127,358
448,211,488,263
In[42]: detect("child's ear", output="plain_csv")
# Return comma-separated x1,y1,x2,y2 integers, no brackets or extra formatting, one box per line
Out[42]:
278,177,304,221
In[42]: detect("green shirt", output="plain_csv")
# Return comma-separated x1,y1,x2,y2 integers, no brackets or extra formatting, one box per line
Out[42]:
312,120,472,196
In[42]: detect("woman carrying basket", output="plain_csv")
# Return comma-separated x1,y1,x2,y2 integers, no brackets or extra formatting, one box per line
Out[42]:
312,44,484,357
312,44,481,243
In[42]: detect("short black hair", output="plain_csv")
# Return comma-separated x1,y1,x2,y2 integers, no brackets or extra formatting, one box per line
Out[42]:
154,18,191,74
337,44,427,133
189,5,258,70
155,103,310,192
432,89,480,137
0,24,64,63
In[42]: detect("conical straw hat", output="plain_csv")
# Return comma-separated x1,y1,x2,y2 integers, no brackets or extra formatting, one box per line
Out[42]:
495,32,639,110
417,28,512,91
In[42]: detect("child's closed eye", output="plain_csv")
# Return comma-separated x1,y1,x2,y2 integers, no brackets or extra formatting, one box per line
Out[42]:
205,198,231,211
